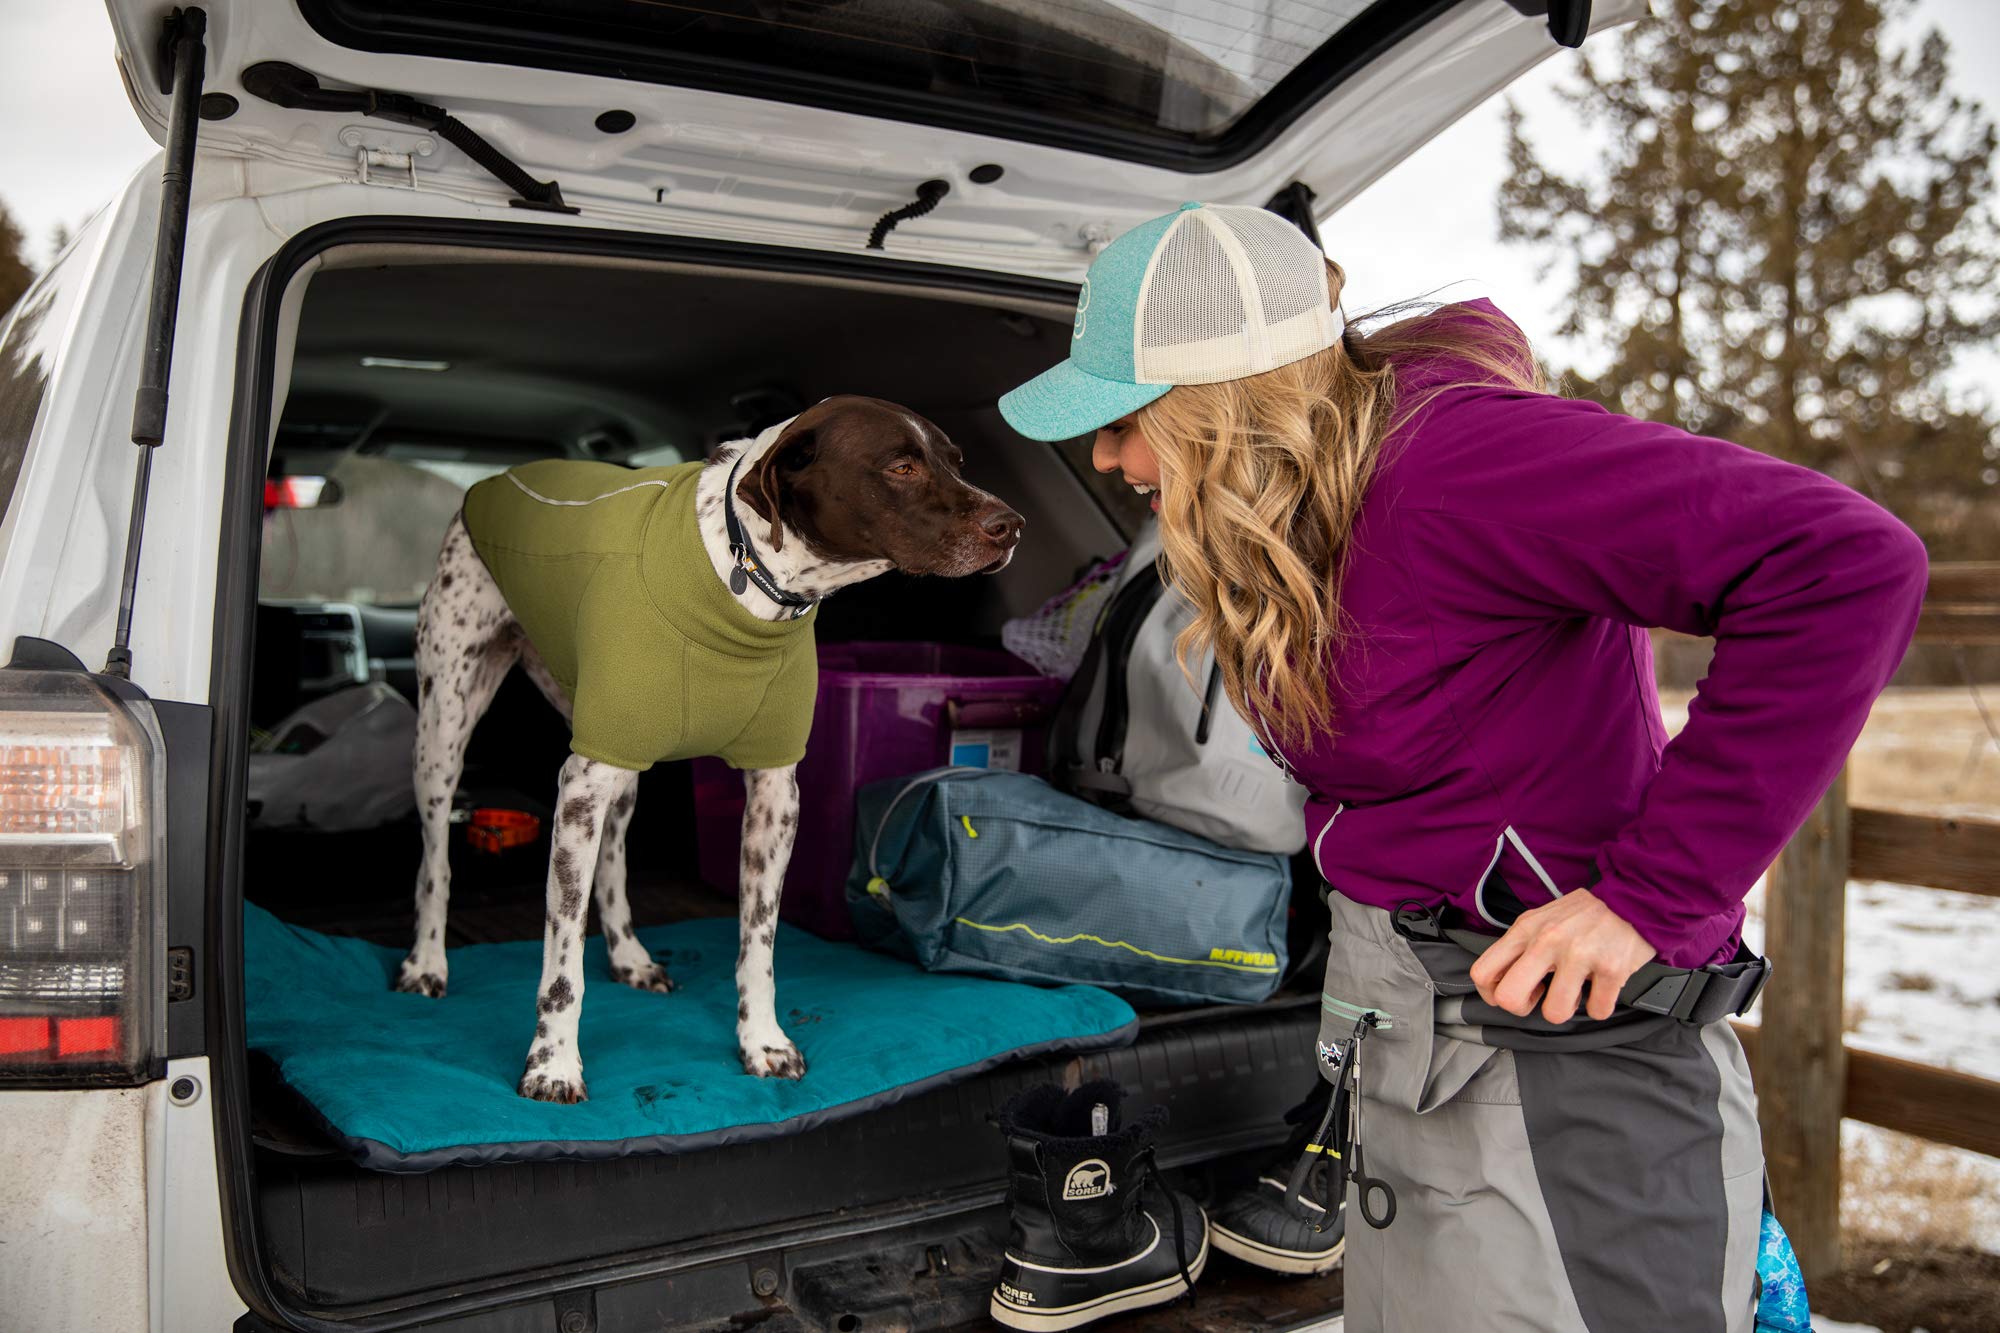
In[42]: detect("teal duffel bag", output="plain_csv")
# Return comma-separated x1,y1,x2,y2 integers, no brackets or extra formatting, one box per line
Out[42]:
846,767,1292,1007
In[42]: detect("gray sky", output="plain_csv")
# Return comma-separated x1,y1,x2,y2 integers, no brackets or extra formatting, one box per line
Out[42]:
2,0,1996,391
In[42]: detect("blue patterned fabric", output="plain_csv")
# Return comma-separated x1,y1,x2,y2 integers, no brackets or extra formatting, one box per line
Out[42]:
1755,1208,1813,1332
244,902,1136,1171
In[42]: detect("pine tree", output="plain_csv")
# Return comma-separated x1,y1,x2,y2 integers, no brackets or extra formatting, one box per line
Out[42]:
0,201,32,318
1499,0,2000,556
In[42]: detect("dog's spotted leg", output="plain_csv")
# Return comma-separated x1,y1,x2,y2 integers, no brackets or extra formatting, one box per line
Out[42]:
736,765,804,1079
397,514,519,998
595,787,672,992
518,753,636,1104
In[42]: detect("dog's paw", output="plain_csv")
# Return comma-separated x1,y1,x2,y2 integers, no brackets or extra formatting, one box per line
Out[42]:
740,1040,806,1080
393,958,447,998
611,961,675,994
518,1043,588,1103
518,1071,588,1104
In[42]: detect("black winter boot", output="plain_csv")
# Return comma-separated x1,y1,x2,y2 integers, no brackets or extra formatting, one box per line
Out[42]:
989,1080,1208,1331
1209,1075,1346,1275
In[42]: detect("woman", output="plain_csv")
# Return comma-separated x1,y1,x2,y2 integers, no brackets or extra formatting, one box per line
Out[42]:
998,203,1924,1331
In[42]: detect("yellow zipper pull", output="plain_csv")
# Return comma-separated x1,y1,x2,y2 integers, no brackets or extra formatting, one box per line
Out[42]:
960,815,979,839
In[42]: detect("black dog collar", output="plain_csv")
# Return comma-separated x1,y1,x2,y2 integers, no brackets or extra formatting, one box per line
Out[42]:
723,452,818,620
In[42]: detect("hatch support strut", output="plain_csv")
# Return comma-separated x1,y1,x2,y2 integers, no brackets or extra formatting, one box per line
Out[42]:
105,6,207,679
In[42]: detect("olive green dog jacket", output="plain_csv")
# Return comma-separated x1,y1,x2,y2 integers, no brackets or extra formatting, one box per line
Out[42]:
461,459,817,772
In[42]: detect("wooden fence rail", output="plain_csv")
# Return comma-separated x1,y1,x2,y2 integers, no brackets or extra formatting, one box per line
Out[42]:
1915,561,2000,645
1736,1025,2000,1161
1753,561,2000,1279
1849,808,2000,898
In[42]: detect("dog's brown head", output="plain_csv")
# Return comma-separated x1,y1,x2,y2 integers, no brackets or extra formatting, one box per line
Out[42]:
737,396,1023,576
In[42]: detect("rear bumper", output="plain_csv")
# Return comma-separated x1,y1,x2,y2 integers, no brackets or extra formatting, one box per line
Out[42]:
254,1003,1318,1328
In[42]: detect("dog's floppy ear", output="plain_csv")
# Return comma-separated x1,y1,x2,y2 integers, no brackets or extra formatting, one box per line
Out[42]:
740,424,818,554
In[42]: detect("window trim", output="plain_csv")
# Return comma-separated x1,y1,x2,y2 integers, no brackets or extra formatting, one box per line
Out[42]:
295,0,1465,173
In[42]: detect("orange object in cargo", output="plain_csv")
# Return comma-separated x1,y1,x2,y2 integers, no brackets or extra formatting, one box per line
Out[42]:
467,808,541,854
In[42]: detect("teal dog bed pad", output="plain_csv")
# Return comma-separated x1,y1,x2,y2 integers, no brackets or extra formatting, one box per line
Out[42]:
245,903,1137,1172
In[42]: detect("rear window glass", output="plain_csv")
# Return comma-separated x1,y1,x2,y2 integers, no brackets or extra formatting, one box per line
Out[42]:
301,0,1410,165
260,455,475,607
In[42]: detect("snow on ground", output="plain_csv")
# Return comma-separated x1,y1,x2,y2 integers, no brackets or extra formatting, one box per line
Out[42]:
1824,881,2000,1079
1739,878,2000,1256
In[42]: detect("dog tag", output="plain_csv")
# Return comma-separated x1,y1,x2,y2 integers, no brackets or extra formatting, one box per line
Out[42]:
729,566,749,595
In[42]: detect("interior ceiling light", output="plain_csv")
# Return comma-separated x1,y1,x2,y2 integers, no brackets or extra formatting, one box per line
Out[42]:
360,356,451,372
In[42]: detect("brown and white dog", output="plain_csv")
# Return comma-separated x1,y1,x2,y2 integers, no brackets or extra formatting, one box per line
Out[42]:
394,397,1023,1102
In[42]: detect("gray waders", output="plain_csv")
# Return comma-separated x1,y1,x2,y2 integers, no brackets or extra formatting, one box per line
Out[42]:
1315,890,1766,1332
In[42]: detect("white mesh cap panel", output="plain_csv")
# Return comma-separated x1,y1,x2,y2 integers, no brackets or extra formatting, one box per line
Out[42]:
1216,207,1326,325
1133,214,1250,384
1133,205,1339,385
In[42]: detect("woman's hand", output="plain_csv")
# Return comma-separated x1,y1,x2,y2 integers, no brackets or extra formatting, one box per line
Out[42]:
1468,888,1656,1024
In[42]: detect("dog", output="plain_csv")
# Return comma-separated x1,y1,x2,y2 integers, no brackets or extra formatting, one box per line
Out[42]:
393,396,1024,1103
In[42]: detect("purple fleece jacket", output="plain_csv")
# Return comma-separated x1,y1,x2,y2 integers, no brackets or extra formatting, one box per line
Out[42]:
1268,301,1928,968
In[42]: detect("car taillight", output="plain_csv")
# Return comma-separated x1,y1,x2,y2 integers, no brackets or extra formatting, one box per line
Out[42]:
0,672,165,1086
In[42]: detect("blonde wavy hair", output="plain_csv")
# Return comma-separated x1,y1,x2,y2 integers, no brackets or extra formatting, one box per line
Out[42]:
1135,262,1546,753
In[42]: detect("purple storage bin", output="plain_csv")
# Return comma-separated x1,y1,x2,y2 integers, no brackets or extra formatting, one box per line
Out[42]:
692,643,1065,939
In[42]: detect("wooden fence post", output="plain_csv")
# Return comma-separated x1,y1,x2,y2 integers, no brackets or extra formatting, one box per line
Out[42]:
1756,766,1850,1279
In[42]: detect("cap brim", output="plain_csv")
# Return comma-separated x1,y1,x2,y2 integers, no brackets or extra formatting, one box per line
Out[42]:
998,359,1171,442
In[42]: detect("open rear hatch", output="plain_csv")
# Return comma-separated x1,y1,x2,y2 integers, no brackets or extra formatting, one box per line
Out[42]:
106,0,1642,272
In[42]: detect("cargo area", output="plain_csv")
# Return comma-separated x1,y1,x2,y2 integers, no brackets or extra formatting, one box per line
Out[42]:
237,249,1337,1329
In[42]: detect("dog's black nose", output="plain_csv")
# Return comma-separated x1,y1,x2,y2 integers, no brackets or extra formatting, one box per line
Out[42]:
983,508,1025,546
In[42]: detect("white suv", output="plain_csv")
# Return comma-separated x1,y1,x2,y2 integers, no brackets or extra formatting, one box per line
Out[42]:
0,3,1634,1329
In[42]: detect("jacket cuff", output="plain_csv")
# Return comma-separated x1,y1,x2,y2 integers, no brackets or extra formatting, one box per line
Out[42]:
1588,864,1745,970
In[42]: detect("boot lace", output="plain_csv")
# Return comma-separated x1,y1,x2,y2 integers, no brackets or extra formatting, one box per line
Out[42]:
1134,1145,1196,1305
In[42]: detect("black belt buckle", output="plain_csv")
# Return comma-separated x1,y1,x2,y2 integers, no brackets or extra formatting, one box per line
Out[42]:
1733,954,1773,1018
1674,971,1717,1023
1627,970,1700,1022
1631,954,1772,1025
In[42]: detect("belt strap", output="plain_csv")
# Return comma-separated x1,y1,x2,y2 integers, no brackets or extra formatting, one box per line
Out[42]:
1618,950,1771,1025
1401,908,1771,1026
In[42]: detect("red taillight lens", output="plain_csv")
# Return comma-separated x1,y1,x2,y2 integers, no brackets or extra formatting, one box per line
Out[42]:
0,1015,49,1054
0,673,163,1086
0,1016,125,1061
56,1015,120,1056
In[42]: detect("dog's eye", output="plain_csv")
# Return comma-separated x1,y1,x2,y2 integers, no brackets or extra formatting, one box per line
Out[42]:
889,462,917,477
